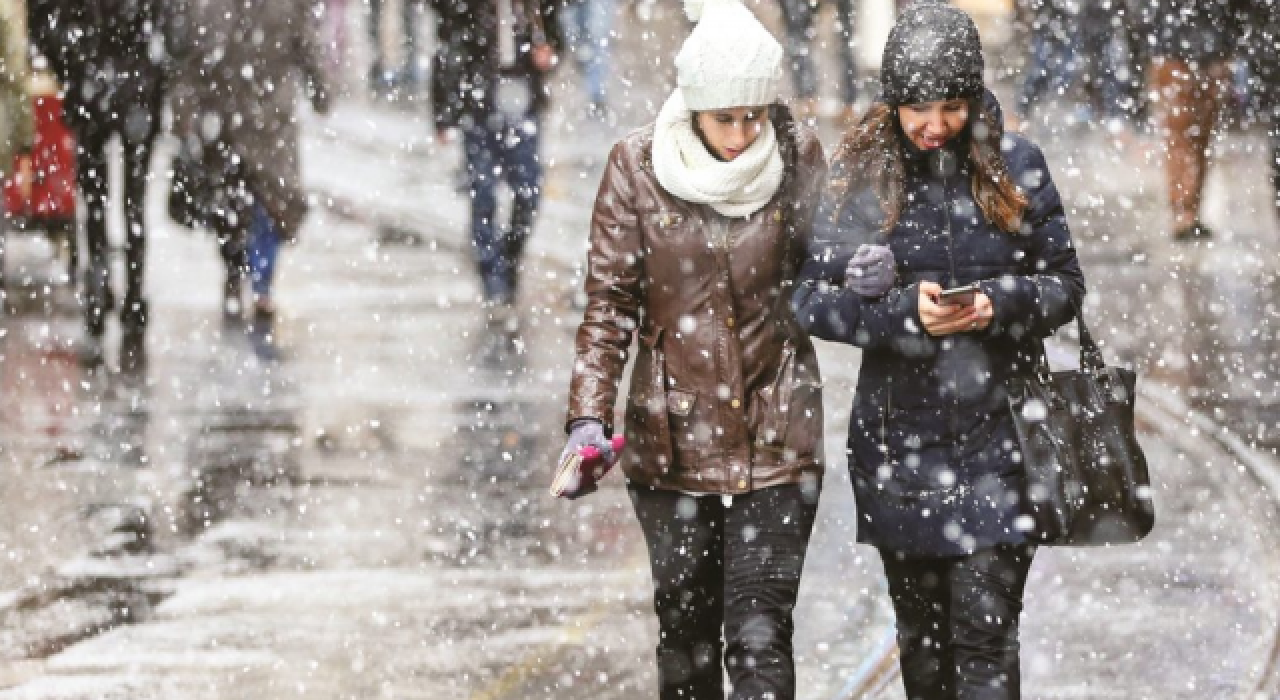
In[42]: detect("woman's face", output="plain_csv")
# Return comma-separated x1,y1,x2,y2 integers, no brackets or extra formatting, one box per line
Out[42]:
694,107,769,161
897,99,970,151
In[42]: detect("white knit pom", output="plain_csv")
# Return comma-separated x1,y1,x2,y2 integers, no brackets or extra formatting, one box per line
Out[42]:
683,0,706,21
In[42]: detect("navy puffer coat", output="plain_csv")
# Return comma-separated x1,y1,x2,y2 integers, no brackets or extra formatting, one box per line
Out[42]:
792,94,1086,557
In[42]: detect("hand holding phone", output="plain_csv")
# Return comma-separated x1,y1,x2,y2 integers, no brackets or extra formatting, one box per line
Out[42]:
918,281,993,336
938,283,980,307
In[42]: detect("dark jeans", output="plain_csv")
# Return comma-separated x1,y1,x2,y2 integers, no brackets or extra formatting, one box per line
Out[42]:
248,200,282,300
881,545,1036,700
778,0,858,105
464,109,542,304
75,97,162,331
628,483,819,700
1249,57,1280,215
1272,114,1280,215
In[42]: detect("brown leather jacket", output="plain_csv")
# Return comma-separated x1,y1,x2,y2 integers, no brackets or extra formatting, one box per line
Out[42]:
567,113,828,494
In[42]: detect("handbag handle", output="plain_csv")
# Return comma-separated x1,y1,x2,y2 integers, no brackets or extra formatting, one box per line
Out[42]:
1073,301,1106,374
1033,300,1105,379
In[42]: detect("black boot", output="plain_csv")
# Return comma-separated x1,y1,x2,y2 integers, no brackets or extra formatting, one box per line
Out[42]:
223,272,245,324
82,267,116,338
1172,221,1214,243
79,268,114,368
78,333,105,369
502,223,531,305
120,298,148,377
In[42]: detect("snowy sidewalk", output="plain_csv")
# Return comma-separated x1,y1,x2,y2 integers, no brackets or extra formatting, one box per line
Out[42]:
0,88,1279,698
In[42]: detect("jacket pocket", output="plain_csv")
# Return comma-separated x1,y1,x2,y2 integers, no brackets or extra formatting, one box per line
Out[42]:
785,360,824,459
754,343,795,448
753,342,824,461
625,325,675,472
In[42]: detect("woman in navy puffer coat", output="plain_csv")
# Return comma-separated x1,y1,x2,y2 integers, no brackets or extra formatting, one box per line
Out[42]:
792,4,1085,698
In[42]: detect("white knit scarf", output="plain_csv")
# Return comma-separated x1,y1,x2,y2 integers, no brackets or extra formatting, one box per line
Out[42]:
651,91,784,219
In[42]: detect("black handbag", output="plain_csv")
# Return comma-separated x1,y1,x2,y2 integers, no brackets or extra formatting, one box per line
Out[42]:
1006,306,1155,546
167,152,216,230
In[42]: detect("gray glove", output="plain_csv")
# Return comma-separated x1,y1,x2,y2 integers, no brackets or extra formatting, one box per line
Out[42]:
553,419,617,499
559,419,616,469
845,244,896,297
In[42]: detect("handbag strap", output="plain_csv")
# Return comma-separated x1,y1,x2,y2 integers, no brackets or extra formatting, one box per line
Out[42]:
1072,300,1106,373
1032,300,1106,379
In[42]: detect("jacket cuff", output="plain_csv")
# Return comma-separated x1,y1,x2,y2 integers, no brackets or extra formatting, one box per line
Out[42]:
876,281,924,345
564,410,612,436
979,276,1036,338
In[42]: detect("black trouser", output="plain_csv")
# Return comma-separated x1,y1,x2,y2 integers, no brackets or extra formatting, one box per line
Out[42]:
628,483,819,700
881,545,1036,700
1250,56,1280,216
74,90,163,333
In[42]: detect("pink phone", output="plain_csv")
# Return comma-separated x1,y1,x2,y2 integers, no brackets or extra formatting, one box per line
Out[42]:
579,435,626,461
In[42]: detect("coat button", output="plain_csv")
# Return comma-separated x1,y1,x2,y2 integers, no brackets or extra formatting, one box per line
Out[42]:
731,398,741,409
726,317,735,328
773,210,782,222
737,479,747,489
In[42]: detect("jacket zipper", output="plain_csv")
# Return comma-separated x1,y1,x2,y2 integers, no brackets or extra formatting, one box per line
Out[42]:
942,170,958,286
942,171,961,452
880,380,892,465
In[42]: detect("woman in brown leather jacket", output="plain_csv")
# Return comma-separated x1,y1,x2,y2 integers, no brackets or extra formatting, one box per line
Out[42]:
558,0,829,697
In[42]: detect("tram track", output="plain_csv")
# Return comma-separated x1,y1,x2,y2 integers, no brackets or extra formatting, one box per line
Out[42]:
1140,383,1280,698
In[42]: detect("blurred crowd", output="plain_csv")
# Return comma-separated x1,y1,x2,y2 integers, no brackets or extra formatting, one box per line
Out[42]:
0,0,1275,366
1009,0,1280,243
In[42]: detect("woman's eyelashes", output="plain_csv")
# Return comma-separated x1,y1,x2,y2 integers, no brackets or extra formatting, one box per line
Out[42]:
713,112,762,125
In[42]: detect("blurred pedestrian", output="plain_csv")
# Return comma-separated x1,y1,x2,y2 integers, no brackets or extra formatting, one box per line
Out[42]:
0,0,33,305
0,0,32,204
27,0,168,368
1237,0,1280,219
561,0,828,696
778,0,859,122
559,0,615,119
1133,0,1239,241
1015,0,1129,129
1014,0,1076,124
323,0,351,74
794,4,1086,698
429,0,561,317
168,0,331,326
368,0,423,95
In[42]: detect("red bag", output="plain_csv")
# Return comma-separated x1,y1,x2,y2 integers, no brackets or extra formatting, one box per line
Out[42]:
550,435,626,499
5,90,77,227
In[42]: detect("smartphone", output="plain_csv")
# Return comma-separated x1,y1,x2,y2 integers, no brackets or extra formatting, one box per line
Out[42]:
938,283,980,307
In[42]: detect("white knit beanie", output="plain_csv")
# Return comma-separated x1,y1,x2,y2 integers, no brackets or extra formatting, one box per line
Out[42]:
675,0,783,111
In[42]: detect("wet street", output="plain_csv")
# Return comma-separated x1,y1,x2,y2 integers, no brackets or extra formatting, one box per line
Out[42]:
4,4,1280,699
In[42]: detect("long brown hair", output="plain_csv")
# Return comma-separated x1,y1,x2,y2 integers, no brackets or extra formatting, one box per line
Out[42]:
827,100,1028,234
769,103,814,279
